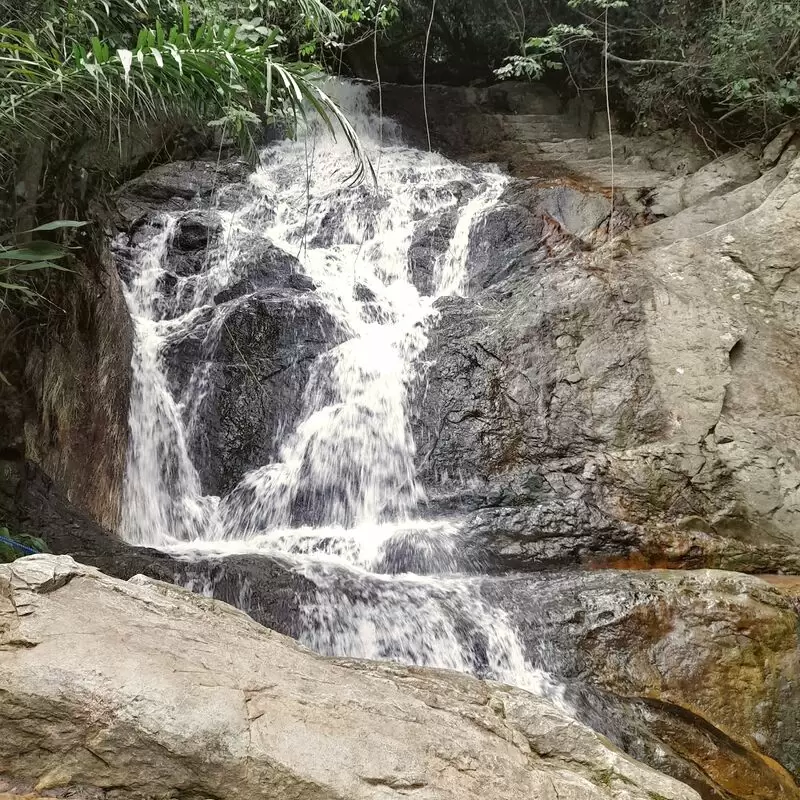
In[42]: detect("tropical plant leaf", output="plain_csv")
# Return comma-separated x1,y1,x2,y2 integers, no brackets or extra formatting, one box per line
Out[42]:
0,241,68,260
0,261,72,272
25,220,88,232
0,15,370,181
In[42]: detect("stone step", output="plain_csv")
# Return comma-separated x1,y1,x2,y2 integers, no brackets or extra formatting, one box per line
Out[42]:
510,153,671,191
493,114,584,143
532,139,615,159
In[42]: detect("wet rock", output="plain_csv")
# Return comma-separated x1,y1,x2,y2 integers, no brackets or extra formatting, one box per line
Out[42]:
174,210,222,251
576,685,800,800
0,462,311,635
413,155,800,547
408,212,457,294
353,283,376,303
0,554,701,800
480,569,800,798
467,198,547,290
459,500,642,572
456,497,800,575
115,157,250,224
213,236,313,304
308,185,387,247
168,211,223,277
167,291,342,497
411,254,661,487
466,181,611,292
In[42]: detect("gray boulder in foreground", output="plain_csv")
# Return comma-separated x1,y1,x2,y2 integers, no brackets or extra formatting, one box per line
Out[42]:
0,555,699,800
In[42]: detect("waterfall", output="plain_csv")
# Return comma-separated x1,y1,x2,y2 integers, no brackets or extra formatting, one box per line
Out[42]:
118,81,564,706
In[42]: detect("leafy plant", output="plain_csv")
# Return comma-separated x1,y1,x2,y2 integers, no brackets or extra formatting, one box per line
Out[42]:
0,7,371,181
495,24,594,80
0,221,85,309
388,0,798,142
0,0,386,197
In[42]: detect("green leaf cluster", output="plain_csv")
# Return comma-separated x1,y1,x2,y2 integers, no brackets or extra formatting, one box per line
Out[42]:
0,220,85,309
389,0,798,142
0,0,377,186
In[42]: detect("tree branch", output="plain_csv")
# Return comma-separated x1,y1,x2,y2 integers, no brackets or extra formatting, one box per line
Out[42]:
603,47,694,68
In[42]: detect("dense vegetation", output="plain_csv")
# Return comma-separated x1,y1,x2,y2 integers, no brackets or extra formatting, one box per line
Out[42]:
0,0,796,288
2,0,796,220
384,0,799,143
0,0,380,208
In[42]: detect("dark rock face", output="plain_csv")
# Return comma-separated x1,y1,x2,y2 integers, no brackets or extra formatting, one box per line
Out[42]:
459,498,800,575
411,259,663,490
0,461,313,639
408,212,457,295
458,500,642,573
0,241,133,531
413,154,800,548
168,211,223,276
213,236,314,304
466,200,547,291
409,177,647,501
165,290,342,497
115,156,251,224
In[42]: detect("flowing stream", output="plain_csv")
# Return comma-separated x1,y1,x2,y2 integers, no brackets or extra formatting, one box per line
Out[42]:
119,82,564,703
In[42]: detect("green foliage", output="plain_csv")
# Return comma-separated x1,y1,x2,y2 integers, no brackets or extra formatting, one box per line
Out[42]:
485,0,800,140
495,24,594,80
333,0,400,29
0,0,379,187
0,220,85,309
0,526,50,563
708,0,800,123
382,0,796,140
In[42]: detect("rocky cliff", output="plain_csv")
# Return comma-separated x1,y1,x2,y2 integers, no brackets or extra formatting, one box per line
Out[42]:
392,83,800,557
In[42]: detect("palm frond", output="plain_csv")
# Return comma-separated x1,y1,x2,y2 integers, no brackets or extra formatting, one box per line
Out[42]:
283,0,346,35
0,12,369,182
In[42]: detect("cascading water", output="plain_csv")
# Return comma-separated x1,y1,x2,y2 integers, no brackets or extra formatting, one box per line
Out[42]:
119,82,564,704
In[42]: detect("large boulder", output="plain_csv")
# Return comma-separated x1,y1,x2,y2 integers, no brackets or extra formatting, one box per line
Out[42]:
481,569,800,799
6,469,795,800
115,156,251,224
0,555,700,800
212,235,315,303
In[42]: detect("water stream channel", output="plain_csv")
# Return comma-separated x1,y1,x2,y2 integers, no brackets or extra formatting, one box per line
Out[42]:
119,83,564,705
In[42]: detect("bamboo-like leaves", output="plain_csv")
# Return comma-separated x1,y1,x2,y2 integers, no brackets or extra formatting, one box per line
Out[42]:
0,11,369,183
0,220,84,309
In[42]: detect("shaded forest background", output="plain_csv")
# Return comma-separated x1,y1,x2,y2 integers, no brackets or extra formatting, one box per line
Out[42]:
0,0,797,312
